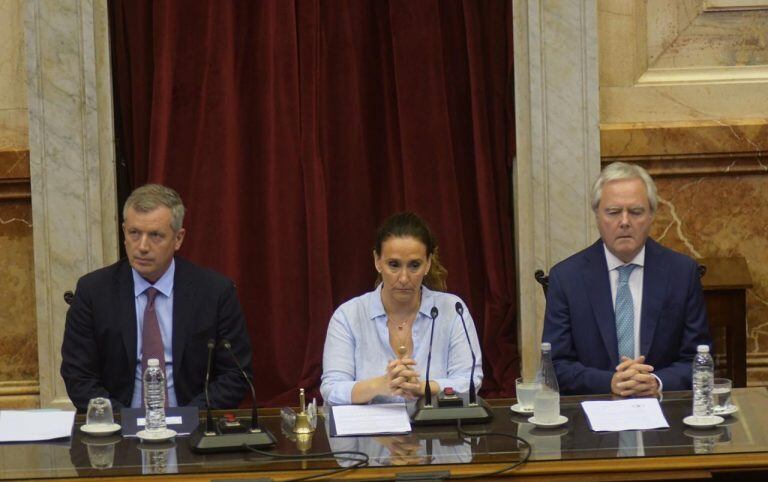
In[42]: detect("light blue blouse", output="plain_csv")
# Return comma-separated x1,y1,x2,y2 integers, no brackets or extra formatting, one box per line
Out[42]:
321,285,483,405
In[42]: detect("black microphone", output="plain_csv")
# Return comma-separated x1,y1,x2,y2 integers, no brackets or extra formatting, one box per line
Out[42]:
424,307,439,407
220,339,259,431
190,339,276,452
409,303,491,425
204,338,216,434
454,302,477,405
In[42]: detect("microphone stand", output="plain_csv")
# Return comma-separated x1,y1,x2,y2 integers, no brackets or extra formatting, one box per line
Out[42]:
455,302,477,405
423,307,439,407
204,339,216,435
190,339,276,453
410,303,492,426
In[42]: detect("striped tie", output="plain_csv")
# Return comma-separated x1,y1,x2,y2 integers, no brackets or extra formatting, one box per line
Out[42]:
615,264,637,359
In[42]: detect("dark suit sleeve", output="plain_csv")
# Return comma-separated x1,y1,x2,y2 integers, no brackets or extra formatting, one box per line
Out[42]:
544,268,614,395
187,280,252,409
652,260,710,391
61,278,126,412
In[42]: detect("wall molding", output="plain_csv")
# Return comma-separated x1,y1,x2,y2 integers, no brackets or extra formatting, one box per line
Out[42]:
0,178,31,201
0,380,39,396
603,152,768,178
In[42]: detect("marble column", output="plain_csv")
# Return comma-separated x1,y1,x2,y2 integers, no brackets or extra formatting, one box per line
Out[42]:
25,0,118,408
513,0,602,379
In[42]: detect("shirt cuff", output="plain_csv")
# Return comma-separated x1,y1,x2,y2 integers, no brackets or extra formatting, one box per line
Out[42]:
652,373,664,395
323,380,355,406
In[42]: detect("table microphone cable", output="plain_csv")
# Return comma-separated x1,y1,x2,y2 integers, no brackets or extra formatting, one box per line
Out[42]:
244,444,369,482
448,419,532,480
346,419,533,482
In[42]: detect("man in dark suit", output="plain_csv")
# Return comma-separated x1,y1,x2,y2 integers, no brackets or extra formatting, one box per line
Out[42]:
543,162,710,396
61,184,252,411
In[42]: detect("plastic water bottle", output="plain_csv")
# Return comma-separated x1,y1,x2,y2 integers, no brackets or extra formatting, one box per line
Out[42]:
692,345,714,420
143,358,166,432
534,342,560,424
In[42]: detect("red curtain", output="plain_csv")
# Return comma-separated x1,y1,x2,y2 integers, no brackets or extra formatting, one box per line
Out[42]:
109,0,518,405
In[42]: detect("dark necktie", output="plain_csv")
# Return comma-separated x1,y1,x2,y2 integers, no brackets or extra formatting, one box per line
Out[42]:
142,287,168,407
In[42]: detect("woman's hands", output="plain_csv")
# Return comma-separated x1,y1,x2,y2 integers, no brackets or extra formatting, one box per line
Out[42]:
351,358,439,404
384,358,422,399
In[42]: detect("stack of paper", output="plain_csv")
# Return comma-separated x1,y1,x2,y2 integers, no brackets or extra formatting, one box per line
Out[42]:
331,403,411,436
0,410,76,442
581,399,669,431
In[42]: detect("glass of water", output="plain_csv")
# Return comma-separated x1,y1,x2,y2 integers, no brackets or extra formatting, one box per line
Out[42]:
515,377,541,411
86,397,114,427
533,388,560,424
712,378,732,413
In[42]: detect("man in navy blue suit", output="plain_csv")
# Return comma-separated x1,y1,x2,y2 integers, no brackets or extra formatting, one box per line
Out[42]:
61,184,252,411
542,162,710,396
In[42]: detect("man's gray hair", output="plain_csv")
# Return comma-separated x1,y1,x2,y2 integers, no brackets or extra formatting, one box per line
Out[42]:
123,184,185,231
591,162,658,213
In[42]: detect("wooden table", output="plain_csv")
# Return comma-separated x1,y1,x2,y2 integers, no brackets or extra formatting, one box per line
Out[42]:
700,257,752,387
6,389,768,481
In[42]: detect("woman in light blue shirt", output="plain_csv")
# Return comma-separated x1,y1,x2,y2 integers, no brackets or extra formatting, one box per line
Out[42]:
321,212,483,405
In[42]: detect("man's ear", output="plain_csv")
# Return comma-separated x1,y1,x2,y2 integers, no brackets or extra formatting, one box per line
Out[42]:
174,228,186,251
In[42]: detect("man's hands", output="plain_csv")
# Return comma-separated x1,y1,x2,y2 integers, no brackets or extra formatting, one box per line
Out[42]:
611,355,659,397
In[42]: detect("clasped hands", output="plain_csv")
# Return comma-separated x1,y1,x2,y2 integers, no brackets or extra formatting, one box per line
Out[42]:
382,358,424,399
610,355,659,398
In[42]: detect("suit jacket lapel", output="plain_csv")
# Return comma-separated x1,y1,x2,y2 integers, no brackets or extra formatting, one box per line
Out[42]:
172,257,193,372
581,241,620,366
117,260,138,376
640,239,667,356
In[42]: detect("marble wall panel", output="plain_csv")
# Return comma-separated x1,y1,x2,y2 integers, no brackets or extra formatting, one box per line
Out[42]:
599,0,768,125
650,173,768,385
0,201,36,380
0,150,37,408
514,0,601,380
0,0,28,149
25,0,118,408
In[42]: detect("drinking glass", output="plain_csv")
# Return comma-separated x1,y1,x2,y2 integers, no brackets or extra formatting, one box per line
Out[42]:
86,397,114,427
712,378,732,413
515,377,541,411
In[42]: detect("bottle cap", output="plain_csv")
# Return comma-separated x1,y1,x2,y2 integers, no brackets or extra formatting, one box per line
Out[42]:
541,342,551,351
147,358,160,367
697,345,710,353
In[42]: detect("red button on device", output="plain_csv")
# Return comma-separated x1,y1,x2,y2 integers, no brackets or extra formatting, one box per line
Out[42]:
444,387,455,396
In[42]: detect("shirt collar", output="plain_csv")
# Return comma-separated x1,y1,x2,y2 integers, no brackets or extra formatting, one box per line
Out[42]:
369,283,436,320
603,243,645,272
132,258,175,298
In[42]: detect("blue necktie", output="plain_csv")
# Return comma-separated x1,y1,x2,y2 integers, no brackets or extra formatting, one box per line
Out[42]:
615,264,637,359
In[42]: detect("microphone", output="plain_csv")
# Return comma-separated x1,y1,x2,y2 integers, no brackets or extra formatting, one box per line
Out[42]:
190,339,275,453
204,339,216,435
423,307,439,407
409,301,492,426
455,302,477,405
220,339,259,431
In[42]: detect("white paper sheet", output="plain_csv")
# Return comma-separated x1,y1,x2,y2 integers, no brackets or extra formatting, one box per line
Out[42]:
581,398,669,431
0,410,76,442
332,403,411,436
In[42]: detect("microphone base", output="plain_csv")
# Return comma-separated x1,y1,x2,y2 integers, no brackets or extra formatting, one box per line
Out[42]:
189,424,276,453
410,394,493,426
